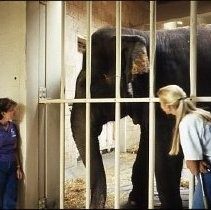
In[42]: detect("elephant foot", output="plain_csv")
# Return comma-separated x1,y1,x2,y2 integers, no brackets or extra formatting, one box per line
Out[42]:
90,195,106,209
90,204,105,209
120,198,147,209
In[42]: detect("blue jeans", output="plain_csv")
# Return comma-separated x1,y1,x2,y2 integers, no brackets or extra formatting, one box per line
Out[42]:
192,171,211,209
0,161,17,209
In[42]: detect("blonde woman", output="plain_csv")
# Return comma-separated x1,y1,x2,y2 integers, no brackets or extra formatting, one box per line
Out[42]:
157,84,211,209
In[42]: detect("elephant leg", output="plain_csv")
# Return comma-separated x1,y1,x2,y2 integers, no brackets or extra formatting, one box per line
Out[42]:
71,104,86,163
90,134,107,209
155,115,184,209
155,151,183,209
128,125,149,209
71,103,107,209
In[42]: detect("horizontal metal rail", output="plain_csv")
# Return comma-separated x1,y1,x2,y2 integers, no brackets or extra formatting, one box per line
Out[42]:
39,97,211,104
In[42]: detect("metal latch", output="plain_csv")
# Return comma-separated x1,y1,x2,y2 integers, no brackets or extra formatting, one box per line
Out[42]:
39,87,47,98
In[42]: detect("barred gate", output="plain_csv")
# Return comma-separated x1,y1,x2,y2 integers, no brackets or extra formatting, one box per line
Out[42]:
38,1,211,209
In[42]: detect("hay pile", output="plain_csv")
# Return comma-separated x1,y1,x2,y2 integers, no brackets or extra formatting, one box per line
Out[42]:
64,152,135,209
64,178,127,209
64,178,86,209
64,178,189,209
64,178,85,209
64,152,189,209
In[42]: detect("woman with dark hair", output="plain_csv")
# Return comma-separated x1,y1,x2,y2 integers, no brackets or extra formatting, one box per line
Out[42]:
157,85,211,209
0,98,24,209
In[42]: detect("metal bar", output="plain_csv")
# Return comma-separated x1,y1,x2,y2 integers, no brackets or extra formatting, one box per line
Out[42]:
44,2,47,89
148,1,156,209
44,2,48,202
85,1,92,209
199,173,208,209
190,1,197,97
38,1,47,205
114,1,121,208
59,1,65,209
44,104,48,201
39,96,211,104
39,98,159,103
189,1,197,208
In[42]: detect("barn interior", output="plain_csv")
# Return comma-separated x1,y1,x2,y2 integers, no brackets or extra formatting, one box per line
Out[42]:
0,1,211,209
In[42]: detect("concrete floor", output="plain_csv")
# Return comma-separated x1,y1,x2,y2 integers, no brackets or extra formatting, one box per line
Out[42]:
65,151,190,209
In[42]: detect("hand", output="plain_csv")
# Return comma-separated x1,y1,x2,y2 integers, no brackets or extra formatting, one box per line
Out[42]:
199,160,211,173
186,160,211,175
16,168,24,180
186,160,199,175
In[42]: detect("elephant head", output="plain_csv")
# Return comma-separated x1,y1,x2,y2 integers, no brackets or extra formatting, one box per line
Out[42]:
110,35,149,96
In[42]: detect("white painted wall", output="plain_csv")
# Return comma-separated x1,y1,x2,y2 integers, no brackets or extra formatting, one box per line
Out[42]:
45,1,62,208
0,1,27,208
25,2,39,208
26,1,62,208
0,1,63,208
26,1,63,208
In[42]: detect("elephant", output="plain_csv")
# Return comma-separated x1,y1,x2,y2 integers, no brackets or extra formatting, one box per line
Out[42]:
70,26,211,209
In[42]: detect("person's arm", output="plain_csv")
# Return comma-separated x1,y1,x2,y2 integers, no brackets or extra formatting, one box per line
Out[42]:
179,115,204,175
15,126,24,180
186,160,211,175
16,145,24,180
186,160,199,175
16,144,21,168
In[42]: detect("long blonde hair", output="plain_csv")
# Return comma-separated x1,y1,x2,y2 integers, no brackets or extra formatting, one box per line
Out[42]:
157,84,211,155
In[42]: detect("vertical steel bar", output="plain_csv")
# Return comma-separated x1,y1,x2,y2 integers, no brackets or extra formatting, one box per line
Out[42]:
59,1,65,209
44,3,48,202
114,1,121,209
190,1,197,96
189,1,197,208
148,1,156,209
86,1,92,209
44,104,48,200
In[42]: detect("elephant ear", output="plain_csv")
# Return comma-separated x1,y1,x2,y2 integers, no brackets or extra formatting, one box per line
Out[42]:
121,35,149,83
111,35,149,84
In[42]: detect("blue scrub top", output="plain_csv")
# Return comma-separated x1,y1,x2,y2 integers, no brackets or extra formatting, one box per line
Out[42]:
0,122,18,161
